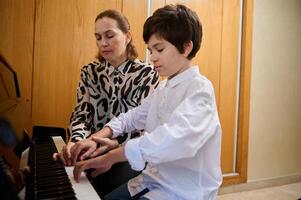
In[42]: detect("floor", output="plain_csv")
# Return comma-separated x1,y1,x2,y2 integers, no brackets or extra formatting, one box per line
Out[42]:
217,182,301,200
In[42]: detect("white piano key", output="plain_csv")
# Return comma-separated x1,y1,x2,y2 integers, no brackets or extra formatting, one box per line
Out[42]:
52,136,101,200
65,166,100,200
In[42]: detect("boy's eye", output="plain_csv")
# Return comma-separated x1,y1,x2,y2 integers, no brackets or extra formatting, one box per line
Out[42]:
157,48,164,52
107,34,114,39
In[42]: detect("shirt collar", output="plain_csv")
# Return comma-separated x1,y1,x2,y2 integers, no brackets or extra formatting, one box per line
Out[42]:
165,65,200,88
107,60,130,76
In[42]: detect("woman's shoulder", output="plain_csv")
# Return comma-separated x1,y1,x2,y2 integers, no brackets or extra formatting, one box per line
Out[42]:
131,59,151,67
127,59,155,72
81,60,106,73
124,59,158,81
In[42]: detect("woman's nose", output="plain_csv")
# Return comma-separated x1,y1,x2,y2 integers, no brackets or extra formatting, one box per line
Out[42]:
100,39,108,46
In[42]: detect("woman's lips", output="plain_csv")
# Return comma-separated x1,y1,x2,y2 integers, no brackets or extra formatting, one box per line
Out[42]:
102,50,112,55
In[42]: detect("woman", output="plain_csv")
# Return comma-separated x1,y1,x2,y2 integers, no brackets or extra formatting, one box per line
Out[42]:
53,9,159,196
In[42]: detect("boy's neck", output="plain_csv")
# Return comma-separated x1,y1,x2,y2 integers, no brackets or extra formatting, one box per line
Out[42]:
168,60,192,80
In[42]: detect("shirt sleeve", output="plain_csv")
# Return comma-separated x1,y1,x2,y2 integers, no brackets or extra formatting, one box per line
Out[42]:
107,91,154,138
124,84,221,170
69,67,95,142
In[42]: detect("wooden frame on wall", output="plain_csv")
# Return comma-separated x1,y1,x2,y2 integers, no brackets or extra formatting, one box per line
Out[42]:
223,0,253,185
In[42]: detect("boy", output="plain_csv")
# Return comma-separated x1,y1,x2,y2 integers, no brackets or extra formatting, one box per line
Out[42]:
73,4,222,200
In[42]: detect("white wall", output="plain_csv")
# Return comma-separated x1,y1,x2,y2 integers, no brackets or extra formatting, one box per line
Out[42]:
248,0,301,181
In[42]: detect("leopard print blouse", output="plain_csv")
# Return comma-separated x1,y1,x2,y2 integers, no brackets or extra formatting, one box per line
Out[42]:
69,59,159,143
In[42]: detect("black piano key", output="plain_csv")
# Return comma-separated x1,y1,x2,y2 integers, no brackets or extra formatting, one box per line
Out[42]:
25,138,78,200
37,188,76,199
37,185,75,194
36,174,69,183
37,179,73,188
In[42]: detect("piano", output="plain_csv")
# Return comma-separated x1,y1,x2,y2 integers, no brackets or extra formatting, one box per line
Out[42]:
21,136,101,200
1,55,100,199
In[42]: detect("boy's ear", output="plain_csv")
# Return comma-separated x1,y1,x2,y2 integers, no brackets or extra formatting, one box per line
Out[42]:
183,41,193,57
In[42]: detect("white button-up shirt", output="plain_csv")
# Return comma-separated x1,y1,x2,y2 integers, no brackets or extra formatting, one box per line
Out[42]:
107,66,222,200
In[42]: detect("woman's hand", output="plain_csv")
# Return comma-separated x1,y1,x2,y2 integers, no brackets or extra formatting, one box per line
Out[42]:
53,142,75,166
89,136,119,157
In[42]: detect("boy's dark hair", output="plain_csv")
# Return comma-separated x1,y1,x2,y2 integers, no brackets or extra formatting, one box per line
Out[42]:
95,9,138,61
143,4,202,60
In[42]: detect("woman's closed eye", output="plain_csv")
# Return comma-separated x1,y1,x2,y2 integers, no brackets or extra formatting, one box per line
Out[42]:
106,34,115,39
95,33,101,41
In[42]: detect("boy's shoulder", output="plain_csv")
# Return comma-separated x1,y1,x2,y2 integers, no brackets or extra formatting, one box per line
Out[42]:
187,73,215,95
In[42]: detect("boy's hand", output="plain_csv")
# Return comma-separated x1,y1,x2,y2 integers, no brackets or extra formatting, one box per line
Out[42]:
73,154,113,182
89,137,119,157
53,142,75,166
73,146,126,182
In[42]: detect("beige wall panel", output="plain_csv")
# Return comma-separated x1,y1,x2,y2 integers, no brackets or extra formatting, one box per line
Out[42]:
122,0,148,61
249,0,301,181
219,0,241,173
32,0,122,128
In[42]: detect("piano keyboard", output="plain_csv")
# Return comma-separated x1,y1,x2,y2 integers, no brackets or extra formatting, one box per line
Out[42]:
24,136,100,200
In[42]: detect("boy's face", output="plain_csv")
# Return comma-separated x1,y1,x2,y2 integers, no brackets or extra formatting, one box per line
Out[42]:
147,34,191,79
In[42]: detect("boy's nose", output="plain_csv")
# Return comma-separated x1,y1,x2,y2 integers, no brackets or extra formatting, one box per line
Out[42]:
150,55,158,63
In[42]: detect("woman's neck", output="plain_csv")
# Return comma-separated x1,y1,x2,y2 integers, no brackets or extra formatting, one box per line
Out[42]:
109,54,127,68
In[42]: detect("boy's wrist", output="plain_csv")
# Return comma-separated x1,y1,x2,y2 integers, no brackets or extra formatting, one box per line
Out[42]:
106,146,126,164
103,126,113,137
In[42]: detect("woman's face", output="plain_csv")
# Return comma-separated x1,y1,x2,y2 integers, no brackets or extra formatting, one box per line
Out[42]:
95,17,130,67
